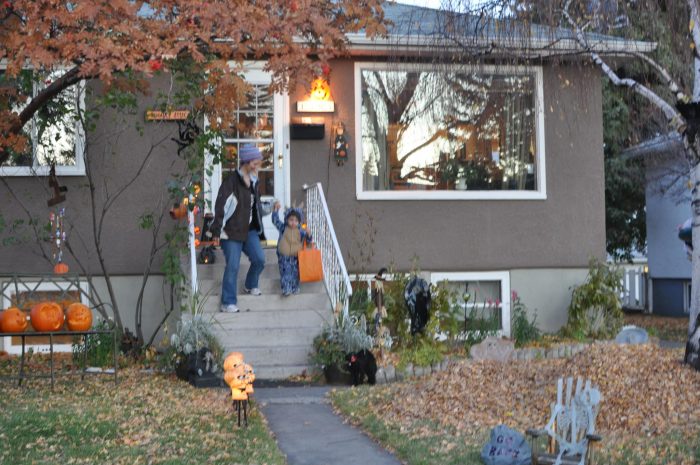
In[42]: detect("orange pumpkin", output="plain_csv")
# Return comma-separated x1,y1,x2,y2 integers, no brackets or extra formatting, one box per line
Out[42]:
53,262,69,274
65,303,92,331
30,301,65,332
223,352,244,371
0,307,28,333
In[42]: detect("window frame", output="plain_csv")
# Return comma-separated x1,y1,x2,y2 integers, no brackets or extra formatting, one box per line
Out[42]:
430,271,511,337
0,67,86,177
354,62,547,201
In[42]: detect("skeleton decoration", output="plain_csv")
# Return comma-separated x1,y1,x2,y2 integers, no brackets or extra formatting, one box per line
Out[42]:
223,351,255,427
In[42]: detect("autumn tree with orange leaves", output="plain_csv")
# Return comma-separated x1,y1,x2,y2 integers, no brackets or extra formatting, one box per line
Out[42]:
0,0,386,164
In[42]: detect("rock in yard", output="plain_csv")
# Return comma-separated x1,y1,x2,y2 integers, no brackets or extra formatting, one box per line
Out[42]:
470,337,515,362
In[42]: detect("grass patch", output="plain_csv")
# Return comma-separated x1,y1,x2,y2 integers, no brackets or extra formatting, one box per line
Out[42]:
332,386,484,465
0,366,285,465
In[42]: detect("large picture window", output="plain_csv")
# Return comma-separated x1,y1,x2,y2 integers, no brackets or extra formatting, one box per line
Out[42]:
0,69,85,177
355,63,545,200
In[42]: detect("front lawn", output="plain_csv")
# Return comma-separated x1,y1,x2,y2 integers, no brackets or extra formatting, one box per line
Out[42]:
0,363,285,465
331,344,700,465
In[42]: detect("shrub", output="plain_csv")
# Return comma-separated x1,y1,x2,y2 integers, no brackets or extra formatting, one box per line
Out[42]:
510,291,541,348
563,258,624,340
72,319,115,368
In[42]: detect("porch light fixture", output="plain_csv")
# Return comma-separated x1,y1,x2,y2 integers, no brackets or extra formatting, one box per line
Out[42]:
297,77,335,113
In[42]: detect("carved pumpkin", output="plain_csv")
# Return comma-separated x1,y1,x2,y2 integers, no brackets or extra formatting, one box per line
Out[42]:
65,303,92,331
225,365,247,390
30,301,65,332
0,307,28,333
223,352,244,371
54,262,69,274
243,363,255,394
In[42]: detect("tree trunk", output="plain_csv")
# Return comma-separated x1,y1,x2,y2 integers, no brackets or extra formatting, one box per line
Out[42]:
690,161,700,335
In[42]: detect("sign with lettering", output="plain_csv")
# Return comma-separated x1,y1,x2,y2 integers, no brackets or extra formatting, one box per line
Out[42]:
145,110,190,121
480,425,531,465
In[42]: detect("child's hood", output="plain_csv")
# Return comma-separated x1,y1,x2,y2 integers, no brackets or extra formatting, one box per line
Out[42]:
283,207,305,227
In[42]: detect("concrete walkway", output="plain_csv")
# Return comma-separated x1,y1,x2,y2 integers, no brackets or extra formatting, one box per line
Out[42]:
255,386,402,465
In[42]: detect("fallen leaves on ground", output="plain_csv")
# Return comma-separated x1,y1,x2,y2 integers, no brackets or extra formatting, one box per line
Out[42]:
624,314,688,341
369,344,700,437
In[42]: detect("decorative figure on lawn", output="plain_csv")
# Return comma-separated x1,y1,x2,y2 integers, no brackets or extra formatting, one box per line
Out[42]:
223,352,254,427
404,275,431,335
346,349,377,386
371,268,392,355
50,208,68,274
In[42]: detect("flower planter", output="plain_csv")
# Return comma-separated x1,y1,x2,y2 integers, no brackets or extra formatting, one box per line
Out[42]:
323,364,352,385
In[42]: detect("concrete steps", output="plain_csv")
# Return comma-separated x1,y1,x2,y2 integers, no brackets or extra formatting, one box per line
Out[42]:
197,246,331,380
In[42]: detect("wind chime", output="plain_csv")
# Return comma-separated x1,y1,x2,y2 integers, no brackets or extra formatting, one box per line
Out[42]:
51,208,69,274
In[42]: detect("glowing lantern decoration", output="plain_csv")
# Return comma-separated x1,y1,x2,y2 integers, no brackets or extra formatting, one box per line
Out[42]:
309,78,331,101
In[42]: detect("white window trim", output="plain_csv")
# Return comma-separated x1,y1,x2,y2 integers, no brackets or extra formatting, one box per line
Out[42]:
354,62,547,201
0,70,86,177
430,271,511,337
1,279,91,354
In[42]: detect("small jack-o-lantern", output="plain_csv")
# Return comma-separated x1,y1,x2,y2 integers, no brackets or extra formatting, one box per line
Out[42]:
65,303,93,331
30,301,64,332
243,363,255,394
223,352,244,371
0,307,28,333
53,262,69,274
226,365,247,390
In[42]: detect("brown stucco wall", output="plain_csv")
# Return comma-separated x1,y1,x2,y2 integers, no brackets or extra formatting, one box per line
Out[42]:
0,75,184,276
290,59,606,273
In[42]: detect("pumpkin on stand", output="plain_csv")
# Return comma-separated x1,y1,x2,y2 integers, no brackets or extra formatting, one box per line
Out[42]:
0,307,28,333
30,301,65,332
65,303,92,331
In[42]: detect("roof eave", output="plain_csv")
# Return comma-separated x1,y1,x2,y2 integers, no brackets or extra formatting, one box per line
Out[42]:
345,33,656,57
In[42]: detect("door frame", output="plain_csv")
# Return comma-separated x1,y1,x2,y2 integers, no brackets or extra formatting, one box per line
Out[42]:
204,62,291,214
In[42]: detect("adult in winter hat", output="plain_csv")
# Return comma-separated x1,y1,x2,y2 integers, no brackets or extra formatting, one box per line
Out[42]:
239,144,263,164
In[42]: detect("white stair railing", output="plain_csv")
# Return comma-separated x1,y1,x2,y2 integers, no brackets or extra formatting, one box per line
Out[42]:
304,182,352,321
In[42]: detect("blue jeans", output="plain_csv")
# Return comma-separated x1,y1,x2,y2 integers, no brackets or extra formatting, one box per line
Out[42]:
221,231,265,305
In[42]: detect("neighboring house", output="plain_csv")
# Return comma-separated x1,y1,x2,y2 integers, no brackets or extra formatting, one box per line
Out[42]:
0,4,655,371
623,133,691,316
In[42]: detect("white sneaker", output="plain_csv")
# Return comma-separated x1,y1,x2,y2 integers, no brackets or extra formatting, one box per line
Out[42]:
220,304,239,313
244,287,262,296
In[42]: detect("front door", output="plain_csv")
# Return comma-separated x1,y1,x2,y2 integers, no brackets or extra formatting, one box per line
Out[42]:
205,64,290,243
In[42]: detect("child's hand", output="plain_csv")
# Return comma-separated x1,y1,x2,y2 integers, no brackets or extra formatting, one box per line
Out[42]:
273,201,281,211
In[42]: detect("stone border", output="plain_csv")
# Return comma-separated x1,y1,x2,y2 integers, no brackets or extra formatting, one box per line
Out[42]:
375,341,596,385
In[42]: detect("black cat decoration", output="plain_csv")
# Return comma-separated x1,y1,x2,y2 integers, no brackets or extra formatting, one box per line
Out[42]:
346,349,377,386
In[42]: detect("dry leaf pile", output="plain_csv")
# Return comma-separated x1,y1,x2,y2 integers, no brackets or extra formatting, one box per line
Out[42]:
374,344,700,438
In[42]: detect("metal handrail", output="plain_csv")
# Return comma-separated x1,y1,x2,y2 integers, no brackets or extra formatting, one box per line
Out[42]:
303,182,353,321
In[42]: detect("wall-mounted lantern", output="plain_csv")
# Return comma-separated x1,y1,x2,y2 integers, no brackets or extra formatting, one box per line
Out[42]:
296,77,335,113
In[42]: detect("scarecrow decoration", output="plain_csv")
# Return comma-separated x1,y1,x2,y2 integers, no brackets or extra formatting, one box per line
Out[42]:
223,351,255,427
371,268,392,354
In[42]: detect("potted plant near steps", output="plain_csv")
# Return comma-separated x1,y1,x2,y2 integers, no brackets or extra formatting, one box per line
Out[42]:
312,312,374,384
169,289,224,387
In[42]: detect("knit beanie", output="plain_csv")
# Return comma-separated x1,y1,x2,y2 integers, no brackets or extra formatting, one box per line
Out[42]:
239,144,263,164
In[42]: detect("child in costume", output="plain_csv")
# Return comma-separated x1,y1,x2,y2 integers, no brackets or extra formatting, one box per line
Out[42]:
272,202,312,296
